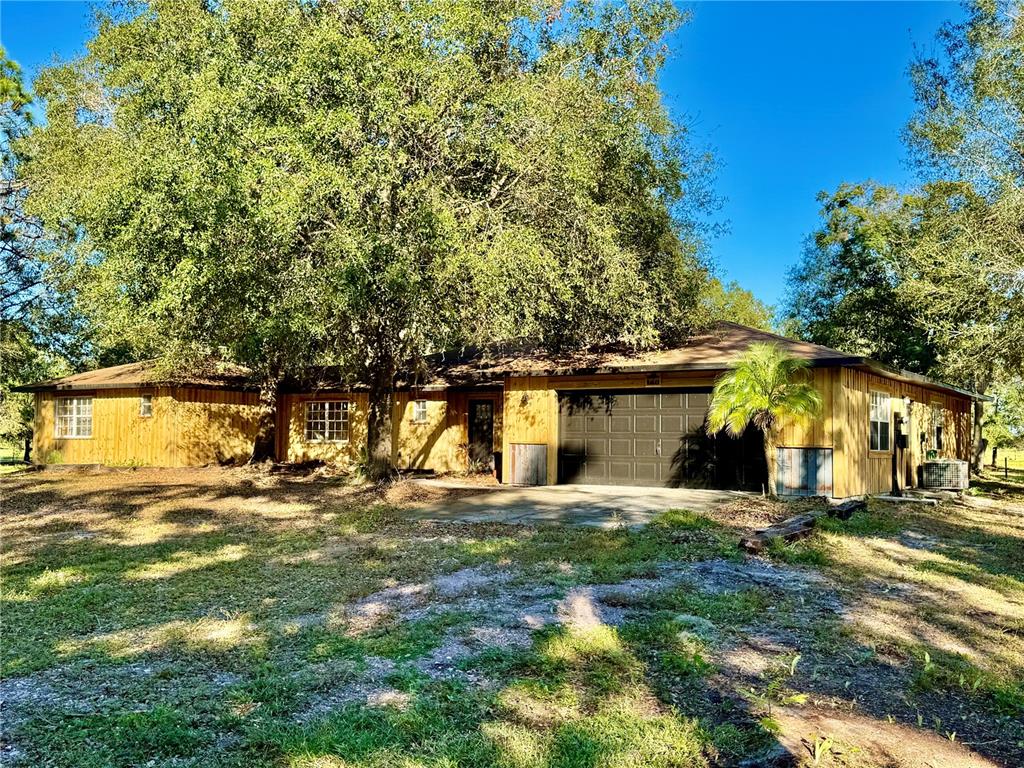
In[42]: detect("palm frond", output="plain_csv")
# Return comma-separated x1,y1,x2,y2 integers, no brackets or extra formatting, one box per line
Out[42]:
707,342,822,438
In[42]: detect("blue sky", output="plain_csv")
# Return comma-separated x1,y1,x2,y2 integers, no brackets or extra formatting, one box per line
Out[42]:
1,1,964,309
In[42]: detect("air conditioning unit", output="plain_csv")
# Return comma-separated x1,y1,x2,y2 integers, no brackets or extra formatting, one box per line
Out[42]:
921,460,969,490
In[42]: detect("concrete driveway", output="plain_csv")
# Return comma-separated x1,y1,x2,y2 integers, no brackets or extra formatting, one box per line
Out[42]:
403,481,748,528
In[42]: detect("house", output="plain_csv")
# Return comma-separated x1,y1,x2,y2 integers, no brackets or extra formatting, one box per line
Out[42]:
16,361,263,467
16,324,980,496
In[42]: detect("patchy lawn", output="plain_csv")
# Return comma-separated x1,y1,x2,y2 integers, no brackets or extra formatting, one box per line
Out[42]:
1,468,1021,768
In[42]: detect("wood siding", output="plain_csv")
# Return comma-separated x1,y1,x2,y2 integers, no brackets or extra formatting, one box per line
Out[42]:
33,387,262,467
31,365,972,494
835,368,971,497
501,366,972,497
776,367,837,449
279,389,502,474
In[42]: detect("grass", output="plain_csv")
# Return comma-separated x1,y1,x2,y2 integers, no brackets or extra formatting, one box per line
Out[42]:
0,441,28,474
2,468,1023,767
991,447,1024,470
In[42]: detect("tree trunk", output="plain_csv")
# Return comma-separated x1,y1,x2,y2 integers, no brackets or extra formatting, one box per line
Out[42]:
992,445,998,468
23,435,31,463
249,382,280,464
365,367,396,481
763,431,778,497
971,398,985,475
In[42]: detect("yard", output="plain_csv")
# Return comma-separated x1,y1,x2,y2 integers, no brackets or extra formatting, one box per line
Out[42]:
1,467,1021,768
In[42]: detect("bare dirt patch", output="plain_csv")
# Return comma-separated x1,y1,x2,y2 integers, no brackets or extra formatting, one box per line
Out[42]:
774,707,1003,768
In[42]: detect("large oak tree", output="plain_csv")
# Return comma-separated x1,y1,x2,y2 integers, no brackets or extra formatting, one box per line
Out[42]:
21,0,714,474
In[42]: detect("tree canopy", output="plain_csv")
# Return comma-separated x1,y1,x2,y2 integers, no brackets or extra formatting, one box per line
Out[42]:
782,183,938,374
21,0,717,470
701,278,774,332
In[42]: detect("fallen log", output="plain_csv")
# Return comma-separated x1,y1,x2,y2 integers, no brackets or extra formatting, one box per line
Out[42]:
741,512,819,553
828,498,866,520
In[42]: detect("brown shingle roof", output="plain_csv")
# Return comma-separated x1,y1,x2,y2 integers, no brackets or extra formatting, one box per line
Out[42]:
421,322,858,384
15,323,986,401
13,359,254,392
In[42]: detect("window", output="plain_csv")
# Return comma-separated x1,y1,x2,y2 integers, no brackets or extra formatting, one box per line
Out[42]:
305,401,350,442
869,391,890,452
930,404,944,451
139,395,153,418
412,399,428,424
55,397,92,439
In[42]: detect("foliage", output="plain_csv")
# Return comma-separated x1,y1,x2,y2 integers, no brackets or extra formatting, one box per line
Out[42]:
705,342,821,496
21,0,717,469
0,322,71,443
700,278,774,331
781,1,1023,469
706,343,822,436
1,46,42,322
902,0,1023,467
983,374,1024,457
1,46,88,444
905,0,1023,191
782,183,937,373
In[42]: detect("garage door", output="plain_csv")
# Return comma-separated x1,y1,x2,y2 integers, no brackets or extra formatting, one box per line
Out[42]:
557,390,710,486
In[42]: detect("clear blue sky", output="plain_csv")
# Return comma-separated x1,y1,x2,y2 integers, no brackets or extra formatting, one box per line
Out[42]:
1,1,964,309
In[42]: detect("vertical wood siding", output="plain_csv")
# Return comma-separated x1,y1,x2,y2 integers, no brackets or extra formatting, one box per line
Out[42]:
33,387,262,467
836,368,971,497
279,390,503,473
776,367,837,448
501,376,559,485
278,392,370,466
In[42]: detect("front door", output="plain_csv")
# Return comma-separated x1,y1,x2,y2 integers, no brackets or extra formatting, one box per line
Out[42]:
468,400,494,470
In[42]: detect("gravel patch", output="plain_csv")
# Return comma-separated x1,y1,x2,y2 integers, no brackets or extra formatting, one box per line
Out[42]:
297,656,397,720
432,565,513,598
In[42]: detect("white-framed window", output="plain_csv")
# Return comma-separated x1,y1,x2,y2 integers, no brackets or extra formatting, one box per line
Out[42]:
412,399,428,424
139,395,153,418
930,403,944,451
55,396,93,439
305,400,350,442
869,390,891,452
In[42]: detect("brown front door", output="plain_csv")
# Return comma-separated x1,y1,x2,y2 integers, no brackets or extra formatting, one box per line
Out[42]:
468,400,494,470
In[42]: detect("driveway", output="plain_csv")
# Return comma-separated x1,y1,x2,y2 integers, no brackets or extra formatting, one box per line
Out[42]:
402,481,748,528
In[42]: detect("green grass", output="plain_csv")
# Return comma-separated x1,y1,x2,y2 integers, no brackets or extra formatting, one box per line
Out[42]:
992,447,1024,470
4,470,1023,767
1,474,748,767
0,440,28,473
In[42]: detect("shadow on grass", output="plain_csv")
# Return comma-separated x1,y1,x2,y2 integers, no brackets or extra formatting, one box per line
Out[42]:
758,487,1024,767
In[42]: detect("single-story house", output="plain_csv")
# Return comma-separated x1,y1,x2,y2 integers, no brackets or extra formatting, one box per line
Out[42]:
15,361,263,467
16,323,981,497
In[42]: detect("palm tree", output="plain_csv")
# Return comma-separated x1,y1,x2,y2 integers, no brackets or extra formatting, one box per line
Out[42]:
706,343,822,497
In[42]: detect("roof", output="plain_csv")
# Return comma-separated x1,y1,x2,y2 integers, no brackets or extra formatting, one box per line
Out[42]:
13,323,987,401
12,359,255,393
422,323,858,382
418,323,987,401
